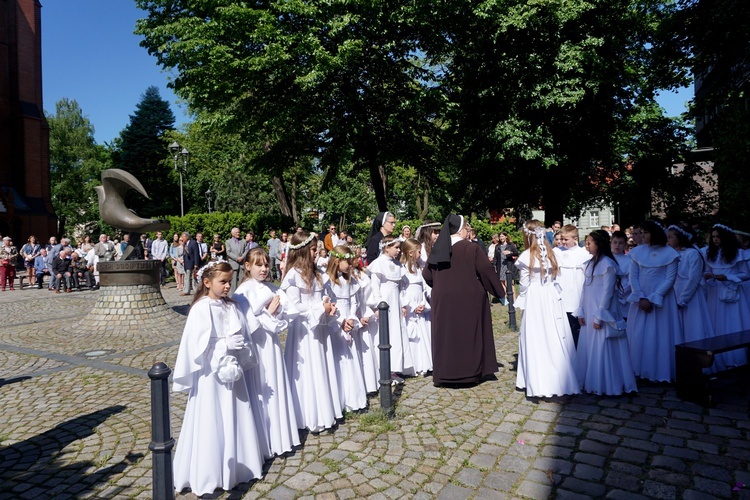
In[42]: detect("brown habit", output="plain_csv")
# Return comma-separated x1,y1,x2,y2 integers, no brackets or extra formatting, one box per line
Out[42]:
423,239,505,385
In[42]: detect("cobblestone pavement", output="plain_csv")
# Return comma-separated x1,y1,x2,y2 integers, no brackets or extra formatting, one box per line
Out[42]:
1,285,749,499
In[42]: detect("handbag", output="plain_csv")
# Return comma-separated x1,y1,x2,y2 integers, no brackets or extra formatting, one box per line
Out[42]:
719,282,740,303
605,319,627,339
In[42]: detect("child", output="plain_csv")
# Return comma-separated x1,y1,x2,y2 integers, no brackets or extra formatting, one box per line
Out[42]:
400,238,432,376
610,230,631,321
326,245,368,411
172,261,265,496
351,258,380,393
234,248,302,456
281,231,341,432
703,223,749,367
367,234,415,384
316,248,330,274
515,220,580,397
626,220,682,382
575,230,637,395
552,224,591,348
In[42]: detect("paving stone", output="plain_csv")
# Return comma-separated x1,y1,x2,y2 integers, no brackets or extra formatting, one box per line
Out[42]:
651,455,686,472
573,463,604,481
612,447,648,464
605,471,642,491
454,468,483,488
642,480,678,499
573,451,606,467
516,479,553,499
436,483,473,499
560,477,606,496
483,471,520,492
693,476,733,498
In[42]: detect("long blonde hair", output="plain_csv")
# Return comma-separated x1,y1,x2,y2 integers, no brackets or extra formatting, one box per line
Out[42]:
241,247,270,283
326,245,354,283
523,220,559,280
286,231,322,289
399,238,421,274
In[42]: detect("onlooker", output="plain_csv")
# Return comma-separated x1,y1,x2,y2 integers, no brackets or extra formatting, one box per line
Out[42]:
245,231,259,252
151,231,169,287
34,248,49,289
70,252,94,290
225,227,248,292
267,229,281,281
1,236,18,291
94,234,116,262
324,225,338,251
21,235,41,288
170,233,185,290
52,249,73,293
181,232,201,296
546,220,562,246
196,233,209,265
210,234,224,261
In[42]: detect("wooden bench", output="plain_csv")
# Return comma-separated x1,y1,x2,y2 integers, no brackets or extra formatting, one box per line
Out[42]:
675,330,750,406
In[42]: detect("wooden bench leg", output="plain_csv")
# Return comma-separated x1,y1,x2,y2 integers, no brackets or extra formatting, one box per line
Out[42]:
676,346,712,406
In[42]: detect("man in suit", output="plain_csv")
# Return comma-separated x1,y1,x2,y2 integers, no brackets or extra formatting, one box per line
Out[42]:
225,227,248,293
181,231,201,296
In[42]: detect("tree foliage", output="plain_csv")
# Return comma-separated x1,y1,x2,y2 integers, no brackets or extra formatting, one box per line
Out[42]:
46,98,108,236
114,86,177,217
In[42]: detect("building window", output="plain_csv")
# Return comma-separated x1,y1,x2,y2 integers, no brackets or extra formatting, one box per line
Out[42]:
589,211,600,228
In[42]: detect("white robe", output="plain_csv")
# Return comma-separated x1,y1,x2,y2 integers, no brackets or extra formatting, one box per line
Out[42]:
515,251,580,397
327,276,368,411
612,253,631,321
172,297,264,496
355,272,380,393
626,244,681,382
281,268,341,432
703,247,750,367
234,278,302,456
401,268,433,374
553,245,591,313
368,255,414,375
574,257,637,395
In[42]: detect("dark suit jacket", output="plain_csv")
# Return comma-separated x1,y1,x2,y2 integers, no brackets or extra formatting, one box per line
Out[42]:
183,239,201,270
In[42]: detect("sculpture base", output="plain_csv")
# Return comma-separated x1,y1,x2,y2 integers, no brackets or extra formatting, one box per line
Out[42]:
83,260,182,329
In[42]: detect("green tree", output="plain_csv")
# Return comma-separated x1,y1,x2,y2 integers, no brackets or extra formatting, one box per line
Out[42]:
115,86,177,216
135,0,442,212
46,98,108,236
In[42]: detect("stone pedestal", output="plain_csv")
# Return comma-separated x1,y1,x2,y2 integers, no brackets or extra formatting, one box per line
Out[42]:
83,260,182,329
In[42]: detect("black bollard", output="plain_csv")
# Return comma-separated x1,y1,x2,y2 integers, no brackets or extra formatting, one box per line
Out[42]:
377,301,393,416
506,268,517,331
148,362,175,500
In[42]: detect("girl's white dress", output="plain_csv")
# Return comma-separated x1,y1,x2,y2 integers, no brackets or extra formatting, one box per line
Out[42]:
234,278,302,456
401,267,433,374
703,247,750,367
613,253,631,321
327,275,368,411
355,272,380,393
574,256,637,395
626,244,682,382
368,255,415,375
515,251,580,397
281,267,342,432
173,297,264,496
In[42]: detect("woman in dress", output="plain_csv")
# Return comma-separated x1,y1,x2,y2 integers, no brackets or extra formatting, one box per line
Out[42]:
626,220,682,382
703,223,749,367
211,234,225,261
575,230,637,395
21,235,41,288
514,220,580,397
170,233,185,290
494,232,519,306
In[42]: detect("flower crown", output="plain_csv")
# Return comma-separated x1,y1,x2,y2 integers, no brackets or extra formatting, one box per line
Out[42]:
379,238,400,250
713,223,734,233
522,222,546,241
667,225,692,241
197,257,226,282
652,220,667,234
330,250,355,260
288,233,315,250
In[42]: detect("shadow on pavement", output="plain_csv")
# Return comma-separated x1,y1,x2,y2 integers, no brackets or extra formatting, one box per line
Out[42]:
0,405,144,498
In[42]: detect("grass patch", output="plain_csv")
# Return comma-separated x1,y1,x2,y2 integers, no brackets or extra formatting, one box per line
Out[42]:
357,409,396,435
321,457,341,473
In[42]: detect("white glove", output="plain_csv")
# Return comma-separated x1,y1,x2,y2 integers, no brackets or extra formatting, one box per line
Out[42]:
225,333,246,350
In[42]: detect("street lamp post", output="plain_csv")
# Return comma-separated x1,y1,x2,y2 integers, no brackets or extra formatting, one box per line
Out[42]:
205,186,213,214
169,142,190,217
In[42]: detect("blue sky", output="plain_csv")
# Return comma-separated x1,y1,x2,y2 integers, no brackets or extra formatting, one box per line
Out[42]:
41,1,694,145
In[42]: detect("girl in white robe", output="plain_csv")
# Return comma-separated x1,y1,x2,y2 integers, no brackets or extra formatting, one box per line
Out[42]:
281,231,340,433
173,261,264,496
515,220,580,398
352,263,380,394
703,223,750,367
626,221,682,382
400,238,432,375
611,231,631,321
368,235,415,382
326,246,368,412
575,230,637,395
234,248,302,456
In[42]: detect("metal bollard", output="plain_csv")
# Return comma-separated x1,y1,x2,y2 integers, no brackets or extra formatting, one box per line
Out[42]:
377,301,393,416
148,362,175,500
506,268,517,331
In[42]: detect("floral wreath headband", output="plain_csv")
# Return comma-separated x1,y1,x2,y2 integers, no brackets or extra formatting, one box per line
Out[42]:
651,220,667,235
713,223,734,234
522,222,546,241
197,257,226,281
379,238,401,251
667,225,693,241
288,233,316,250
330,250,355,260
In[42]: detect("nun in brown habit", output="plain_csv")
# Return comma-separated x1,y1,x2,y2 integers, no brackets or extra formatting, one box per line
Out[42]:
423,214,505,386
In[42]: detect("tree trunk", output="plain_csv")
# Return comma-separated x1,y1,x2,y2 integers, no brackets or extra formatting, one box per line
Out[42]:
290,176,299,224
368,159,387,211
271,175,293,218
416,175,429,220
